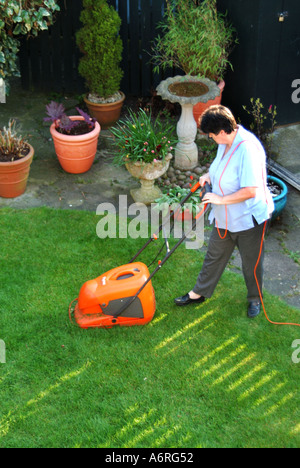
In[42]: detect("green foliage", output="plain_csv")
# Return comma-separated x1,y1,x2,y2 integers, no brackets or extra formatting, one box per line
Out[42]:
155,186,202,218
111,108,176,165
151,0,238,82
0,0,60,93
76,0,123,98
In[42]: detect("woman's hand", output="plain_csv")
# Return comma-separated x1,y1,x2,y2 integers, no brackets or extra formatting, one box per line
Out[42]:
203,187,257,206
202,193,224,205
199,173,211,187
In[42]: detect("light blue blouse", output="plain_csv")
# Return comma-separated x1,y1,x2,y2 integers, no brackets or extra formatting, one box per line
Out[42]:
208,125,274,232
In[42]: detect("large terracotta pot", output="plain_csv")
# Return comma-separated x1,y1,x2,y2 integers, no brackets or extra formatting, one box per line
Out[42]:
126,153,173,205
0,144,34,198
84,92,125,129
50,116,101,174
193,80,225,127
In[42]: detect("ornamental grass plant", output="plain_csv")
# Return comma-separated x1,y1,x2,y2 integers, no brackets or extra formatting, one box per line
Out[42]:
151,0,238,82
0,119,29,162
111,108,177,165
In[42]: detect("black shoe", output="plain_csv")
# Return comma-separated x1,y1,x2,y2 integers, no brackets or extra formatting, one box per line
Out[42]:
174,293,205,307
247,301,261,318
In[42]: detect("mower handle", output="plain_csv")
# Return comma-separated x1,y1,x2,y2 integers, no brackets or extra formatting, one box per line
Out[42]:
129,181,211,264
191,181,201,192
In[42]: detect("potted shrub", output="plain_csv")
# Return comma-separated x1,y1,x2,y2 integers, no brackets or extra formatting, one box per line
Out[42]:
0,120,34,198
44,101,101,174
151,0,238,125
111,108,177,204
76,0,125,129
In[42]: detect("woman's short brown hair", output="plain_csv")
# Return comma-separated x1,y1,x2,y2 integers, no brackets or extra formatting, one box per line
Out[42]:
200,105,238,135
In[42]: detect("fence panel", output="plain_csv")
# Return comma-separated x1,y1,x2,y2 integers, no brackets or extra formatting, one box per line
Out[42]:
19,0,167,97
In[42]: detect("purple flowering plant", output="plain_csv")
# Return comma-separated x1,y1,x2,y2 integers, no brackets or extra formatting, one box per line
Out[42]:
44,101,96,134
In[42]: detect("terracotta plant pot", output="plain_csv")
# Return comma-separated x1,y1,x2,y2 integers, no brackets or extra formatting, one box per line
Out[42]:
0,144,34,198
50,116,101,174
174,207,193,222
193,80,225,127
84,92,125,129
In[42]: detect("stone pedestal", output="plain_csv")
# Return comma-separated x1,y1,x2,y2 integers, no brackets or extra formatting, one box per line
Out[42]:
175,103,198,169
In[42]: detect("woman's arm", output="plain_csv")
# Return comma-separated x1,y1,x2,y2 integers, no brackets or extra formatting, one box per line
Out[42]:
203,187,257,205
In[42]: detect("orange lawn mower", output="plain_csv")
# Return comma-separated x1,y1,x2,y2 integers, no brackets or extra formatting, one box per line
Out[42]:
69,182,212,329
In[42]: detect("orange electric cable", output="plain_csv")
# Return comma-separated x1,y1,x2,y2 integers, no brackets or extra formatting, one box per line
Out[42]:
215,140,300,328
254,221,300,328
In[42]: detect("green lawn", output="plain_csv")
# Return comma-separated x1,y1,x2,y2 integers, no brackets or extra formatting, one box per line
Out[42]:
0,207,299,448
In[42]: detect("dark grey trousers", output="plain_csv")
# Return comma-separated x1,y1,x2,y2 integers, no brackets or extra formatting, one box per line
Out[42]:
193,221,267,302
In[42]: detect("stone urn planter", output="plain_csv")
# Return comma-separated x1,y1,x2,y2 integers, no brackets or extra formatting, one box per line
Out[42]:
126,153,173,205
156,75,220,170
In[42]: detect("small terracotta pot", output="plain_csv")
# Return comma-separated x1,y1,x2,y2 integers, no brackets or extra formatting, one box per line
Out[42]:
193,80,225,127
50,117,101,174
84,92,125,129
174,207,193,221
0,144,34,198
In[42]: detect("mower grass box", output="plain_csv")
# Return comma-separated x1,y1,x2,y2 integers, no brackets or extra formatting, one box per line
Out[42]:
73,262,156,328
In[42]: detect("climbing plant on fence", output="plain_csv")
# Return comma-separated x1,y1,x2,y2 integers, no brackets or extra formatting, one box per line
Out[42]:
0,0,60,93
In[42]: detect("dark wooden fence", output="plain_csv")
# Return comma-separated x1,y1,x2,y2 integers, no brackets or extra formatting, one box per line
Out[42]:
18,0,300,125
19,0,168,97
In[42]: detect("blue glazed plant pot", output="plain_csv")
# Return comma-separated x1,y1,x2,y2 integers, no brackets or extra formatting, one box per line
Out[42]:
267,175,288,221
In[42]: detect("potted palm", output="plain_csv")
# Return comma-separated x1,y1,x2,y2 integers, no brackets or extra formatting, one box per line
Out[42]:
151,0,238,125
76,0,125,129
44,101,101,174
111,109,176,204
0,120,34,198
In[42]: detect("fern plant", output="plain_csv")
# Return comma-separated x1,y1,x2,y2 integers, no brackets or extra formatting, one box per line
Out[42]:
76,0,123,99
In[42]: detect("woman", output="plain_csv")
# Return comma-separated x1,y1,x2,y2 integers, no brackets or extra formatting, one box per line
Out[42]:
175,105,274,318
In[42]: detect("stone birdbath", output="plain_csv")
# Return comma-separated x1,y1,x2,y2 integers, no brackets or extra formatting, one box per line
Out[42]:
156,75,220,170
